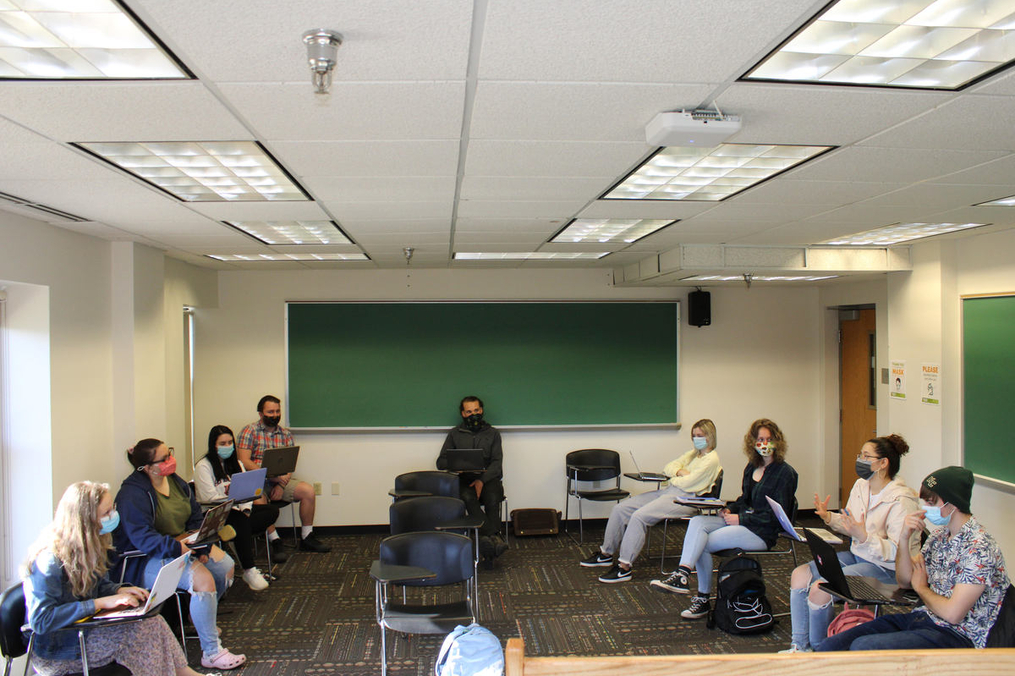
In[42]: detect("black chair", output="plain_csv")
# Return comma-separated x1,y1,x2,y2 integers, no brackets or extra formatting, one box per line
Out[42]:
388,471,460,501
657,468,724,572
564,449,630,543
2,583,131,676
370,531,475,676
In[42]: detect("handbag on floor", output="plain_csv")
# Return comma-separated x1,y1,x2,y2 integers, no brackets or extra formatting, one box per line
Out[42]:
827,603,875,636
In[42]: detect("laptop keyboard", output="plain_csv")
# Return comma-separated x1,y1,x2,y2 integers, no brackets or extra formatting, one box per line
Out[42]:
846,576,892,602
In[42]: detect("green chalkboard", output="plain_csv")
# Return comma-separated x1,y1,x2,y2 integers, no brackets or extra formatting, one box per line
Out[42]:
962,294,1015,485
286,302,678,428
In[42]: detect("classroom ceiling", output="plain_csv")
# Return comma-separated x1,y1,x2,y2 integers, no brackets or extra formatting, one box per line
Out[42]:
1,0,1014,284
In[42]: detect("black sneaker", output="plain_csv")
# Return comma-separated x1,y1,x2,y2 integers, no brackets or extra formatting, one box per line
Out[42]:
649,568,690,594
299,533,331,553
680,595,710,619
579,551,614,568
479,536,495,559
492,536,508,558
598,565,633,583
270,547,289,564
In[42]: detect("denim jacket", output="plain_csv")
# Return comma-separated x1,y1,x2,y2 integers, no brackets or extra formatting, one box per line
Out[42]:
23,550,123,660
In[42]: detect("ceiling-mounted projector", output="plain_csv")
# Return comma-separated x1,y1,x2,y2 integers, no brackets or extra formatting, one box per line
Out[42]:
645,110,741,147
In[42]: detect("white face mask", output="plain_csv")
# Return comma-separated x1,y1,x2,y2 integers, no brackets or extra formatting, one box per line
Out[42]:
755,440,775,457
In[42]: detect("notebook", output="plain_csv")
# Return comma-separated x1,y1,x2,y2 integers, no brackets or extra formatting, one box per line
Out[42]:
445,448,486,472
227,467,267,502
183,499,234,545
261,446,300,478
804,528,897,604
628,451,668,481
94,553,188,620
765,495,841,544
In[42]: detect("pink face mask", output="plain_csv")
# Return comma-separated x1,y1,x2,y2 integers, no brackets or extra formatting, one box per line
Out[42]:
153,455,177,477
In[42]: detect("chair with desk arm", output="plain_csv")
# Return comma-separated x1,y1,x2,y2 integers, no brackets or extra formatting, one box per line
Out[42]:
564,449,630,544
656,469,724,572
390,470,510,544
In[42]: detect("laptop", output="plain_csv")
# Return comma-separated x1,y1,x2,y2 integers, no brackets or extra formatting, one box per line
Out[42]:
445,448,486,472
227,467,267,503
183,499,234,546
94,553,189,620
628,451,668,482
804,528,897,603
261,445,300,478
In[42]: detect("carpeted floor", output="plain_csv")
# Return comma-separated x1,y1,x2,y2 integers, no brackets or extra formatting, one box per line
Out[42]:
190,519,906,675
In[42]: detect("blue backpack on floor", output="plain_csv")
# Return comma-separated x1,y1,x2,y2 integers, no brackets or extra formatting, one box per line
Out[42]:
435,623,504,676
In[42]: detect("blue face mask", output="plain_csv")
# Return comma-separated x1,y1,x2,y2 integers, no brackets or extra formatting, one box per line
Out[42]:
99,510,120,535
692,436,708,451
923,504,952,526
217,444,235,460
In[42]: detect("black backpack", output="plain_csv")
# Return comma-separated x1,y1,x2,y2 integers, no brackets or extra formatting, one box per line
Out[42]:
707,555,774,634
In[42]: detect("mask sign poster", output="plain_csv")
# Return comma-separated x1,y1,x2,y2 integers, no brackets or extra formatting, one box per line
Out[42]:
921,362,940,405
890,360,906,400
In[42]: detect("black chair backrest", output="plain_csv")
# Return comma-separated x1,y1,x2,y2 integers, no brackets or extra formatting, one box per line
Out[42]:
706,469,724,499
394,471,459,498
565,449,621,482
379,531,474,587
389,496,466,534
0,583,27,661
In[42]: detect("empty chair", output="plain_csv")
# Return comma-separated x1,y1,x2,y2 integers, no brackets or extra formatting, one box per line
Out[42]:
565,449,630,543
388,470,460,501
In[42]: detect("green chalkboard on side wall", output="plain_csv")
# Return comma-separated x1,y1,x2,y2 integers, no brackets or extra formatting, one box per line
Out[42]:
286,302,679,429
962,294,1015,486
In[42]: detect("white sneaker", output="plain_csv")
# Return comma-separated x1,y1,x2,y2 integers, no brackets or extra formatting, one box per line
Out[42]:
778,644,812,653
242,567,269,591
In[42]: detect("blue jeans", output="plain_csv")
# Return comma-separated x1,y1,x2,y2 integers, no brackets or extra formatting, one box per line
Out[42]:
790,550,897,650
678,515,767,594
143,551,234,656
816,610,974,651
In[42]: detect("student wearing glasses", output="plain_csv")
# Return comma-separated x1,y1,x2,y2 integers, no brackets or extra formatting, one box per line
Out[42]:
113,438,246,671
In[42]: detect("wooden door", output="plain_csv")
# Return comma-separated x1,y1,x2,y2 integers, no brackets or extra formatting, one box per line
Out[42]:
839,308,877,506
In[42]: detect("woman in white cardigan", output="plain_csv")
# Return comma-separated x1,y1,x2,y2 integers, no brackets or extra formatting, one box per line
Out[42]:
782,433,920,652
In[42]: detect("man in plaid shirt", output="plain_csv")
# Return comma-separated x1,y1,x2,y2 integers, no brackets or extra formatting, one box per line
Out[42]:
238,394,331,552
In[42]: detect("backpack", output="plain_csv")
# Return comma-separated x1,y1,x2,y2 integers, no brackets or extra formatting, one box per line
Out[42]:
435,623,504,676
827,604,875,637
706,556,774,634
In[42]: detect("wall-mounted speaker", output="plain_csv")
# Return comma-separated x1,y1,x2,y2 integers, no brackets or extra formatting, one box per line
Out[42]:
688,290,711,327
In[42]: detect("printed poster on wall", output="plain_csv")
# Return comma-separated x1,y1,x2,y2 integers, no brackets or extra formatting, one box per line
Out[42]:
890,360,906,399
921,362,940,405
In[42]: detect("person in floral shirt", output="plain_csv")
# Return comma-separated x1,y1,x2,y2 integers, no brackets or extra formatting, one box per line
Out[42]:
818,466,1009,650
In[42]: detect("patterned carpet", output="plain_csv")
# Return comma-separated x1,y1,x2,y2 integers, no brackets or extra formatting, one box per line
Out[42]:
180,518,897,675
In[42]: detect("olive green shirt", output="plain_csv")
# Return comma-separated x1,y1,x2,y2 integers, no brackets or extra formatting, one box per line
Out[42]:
153,479,191,537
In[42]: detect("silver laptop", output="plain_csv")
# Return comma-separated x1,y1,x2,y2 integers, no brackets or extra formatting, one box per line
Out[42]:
628,451,668,481
95,553,189,619
261,445,300,478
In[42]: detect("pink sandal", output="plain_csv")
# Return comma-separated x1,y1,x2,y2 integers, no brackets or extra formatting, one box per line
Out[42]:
201,648,246,670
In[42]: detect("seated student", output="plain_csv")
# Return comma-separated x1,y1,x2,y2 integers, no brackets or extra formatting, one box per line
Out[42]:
113,438,246,670
579,418,722,583
195,424,283,591
650,418,797,621
818,466,1010,651
23,481,218,676
782,433,920,652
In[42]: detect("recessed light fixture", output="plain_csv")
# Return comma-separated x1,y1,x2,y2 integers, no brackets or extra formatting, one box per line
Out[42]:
74,141,308,202
0,0,190,80
975,194,1015,207
682,274,839,282
601,144,833,202
743,0,1015,90
207,252,368,262
224,220,351,245
551,218,678,244
821,221,989,245
454,252,609,260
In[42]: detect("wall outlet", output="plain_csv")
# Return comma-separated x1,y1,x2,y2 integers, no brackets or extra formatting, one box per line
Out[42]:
313,482,322,496
331,482,340,496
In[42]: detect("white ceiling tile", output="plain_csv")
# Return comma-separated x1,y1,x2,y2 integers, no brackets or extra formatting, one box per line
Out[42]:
929,154,1015,186
0,178,194,222
331,202,453,220
578,200,716,220
684,203,826,223
0,142,118,181
733,180,907,206
272,140,460,177
967,67,1015,96
454,218,558,233
217,82,465,141
340,219,449,234
928,208,1015,228
303,176,456,202
460,176,609,201
791,147,1009,184
465,140,648,177
861,96,1015,152
185,201,330,220
801,204,947,225
456,200,584,219
861,184,1011,210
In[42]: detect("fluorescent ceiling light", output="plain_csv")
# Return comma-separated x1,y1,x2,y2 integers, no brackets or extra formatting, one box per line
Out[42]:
602,144,832,202
454,252,609,260
975,194,1015,207
74,141,308,202
821,221,989,245
682,274,839,282
551,218,677,243
207,252,368,262
0,0,189,79
743,0,1015,90
224,220,350,245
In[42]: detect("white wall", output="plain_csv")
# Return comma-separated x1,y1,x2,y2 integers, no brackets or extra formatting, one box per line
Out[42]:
193,269,824,526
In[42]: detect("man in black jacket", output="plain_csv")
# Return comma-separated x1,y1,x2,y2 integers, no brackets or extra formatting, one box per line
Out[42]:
436,396,507,561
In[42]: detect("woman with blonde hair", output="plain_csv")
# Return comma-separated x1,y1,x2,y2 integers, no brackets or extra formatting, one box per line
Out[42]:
22,481,219,676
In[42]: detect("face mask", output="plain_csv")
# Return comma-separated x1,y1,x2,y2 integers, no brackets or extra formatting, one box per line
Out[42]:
153,455,177,477
855,458,874,480
692,436,708,451
217,444,235,460
923,504,952,526
464,413,483,430
99,510,120,535
263,415,281,428
755,441,775,457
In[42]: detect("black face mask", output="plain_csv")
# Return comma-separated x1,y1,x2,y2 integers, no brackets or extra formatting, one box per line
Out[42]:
464,413,483,430
263,415,281,428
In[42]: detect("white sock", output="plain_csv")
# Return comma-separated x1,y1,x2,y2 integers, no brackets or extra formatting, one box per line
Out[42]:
302,526,313,539
267,530,280,542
